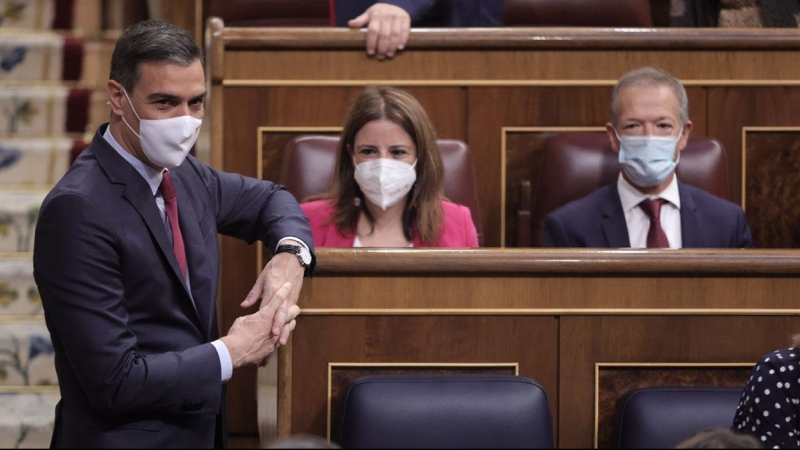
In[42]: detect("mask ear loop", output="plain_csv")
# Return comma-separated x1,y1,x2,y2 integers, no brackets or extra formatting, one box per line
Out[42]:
349,145,363,207
120,88,143,139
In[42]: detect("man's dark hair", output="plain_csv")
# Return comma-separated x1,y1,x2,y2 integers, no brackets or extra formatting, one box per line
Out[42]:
110,19,203,93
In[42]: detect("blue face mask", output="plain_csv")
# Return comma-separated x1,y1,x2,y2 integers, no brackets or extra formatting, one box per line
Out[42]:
616,129,682,188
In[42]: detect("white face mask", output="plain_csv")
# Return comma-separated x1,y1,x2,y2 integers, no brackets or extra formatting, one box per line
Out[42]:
616,129,682,188
353,158,417,210
121,89,202,169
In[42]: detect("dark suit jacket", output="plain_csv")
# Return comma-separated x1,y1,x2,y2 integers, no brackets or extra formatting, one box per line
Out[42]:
542,181,754,248
336,0,502,27
33,124,314,448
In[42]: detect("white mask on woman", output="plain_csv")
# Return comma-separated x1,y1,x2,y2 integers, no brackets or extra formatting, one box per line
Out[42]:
121,89,202,169
353,158,418,210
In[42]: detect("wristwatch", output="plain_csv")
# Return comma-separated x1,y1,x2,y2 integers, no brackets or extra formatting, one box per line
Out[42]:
276,244,312,268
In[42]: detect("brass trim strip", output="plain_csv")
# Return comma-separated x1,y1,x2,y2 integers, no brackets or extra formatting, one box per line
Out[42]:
502,125,608,247
221,80,800,88
0,386,60,393
326,362,519,441
300,308,800,316
0,316,45,323
592,362,754,448
741,127,800,211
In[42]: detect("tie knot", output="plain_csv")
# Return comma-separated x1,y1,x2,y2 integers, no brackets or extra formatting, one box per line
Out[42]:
160,171,176,200
639,198,666,221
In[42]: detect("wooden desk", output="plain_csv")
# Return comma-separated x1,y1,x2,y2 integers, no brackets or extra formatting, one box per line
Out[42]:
279,249,800,448
205,22,800,439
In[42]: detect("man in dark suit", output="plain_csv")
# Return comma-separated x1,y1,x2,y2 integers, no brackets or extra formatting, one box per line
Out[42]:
543,67,753,249
33,20,315,448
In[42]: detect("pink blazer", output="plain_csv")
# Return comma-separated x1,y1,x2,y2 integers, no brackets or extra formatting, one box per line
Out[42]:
301,199,479,248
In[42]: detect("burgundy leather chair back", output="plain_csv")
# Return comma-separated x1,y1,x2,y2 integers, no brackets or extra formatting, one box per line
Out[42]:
281,135,483,246
521,132,729,247
504,0,664,27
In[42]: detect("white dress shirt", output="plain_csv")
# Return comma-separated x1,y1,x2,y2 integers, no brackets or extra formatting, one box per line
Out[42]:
617,173,683,249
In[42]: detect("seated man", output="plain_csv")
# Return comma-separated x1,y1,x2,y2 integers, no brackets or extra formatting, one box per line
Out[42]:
542,67,754,248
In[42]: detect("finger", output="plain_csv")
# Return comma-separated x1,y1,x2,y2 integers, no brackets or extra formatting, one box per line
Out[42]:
286,304,301,322
348,11,370,28
376,21,392,60
385,18,403,58
398,16,410,51
366,20,380,56
240,274,265,308
279,319,297,346
265,282,292,336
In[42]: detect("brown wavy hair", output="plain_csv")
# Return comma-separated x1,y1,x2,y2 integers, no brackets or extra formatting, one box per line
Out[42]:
323,86,445,244
793,333,800,348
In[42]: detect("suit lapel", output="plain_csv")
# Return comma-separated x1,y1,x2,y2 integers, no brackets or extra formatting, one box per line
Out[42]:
601,183,632,248
92,127,203,329
172,172,214,339
678,181,702,248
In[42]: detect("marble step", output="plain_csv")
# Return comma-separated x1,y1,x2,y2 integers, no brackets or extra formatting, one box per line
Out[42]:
0,0,102,34
0,391,57,448
0,190,47,253
0,322,56,386
0,257,42,317
0,32,113,85
0,138,84,186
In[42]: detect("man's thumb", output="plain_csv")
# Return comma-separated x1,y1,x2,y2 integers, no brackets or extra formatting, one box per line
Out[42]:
348,12,370,28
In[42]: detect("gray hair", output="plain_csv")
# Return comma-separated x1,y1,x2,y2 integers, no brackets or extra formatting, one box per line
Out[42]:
110,20,203,94
610,67,689,127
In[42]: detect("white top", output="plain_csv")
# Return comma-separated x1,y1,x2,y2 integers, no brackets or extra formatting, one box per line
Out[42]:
617,173,682,249
353,235,413,248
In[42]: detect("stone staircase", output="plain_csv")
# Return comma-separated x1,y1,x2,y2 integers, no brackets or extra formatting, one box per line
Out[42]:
0,0,127,447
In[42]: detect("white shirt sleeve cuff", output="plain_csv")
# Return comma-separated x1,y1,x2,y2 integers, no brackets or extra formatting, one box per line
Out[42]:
211,339,233,383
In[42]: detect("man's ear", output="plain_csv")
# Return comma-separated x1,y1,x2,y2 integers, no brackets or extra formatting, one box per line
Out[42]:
678,120,693,152
605,122,620,154
107,80,126,117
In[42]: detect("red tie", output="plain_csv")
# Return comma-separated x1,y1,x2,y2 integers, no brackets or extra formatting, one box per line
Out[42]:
639,198,670,249
160,171,187,279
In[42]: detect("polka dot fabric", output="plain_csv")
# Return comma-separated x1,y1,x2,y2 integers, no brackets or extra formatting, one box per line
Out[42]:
733,348,800,449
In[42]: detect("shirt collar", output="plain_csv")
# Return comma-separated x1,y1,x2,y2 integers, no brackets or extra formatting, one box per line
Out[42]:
617,172,681,213
103,125,163,196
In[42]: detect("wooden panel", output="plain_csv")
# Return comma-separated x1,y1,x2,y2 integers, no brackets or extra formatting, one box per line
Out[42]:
744,130,800,248
223,49,800,82
559,316,800,448
286,315,559,439
707,87,800,224
209,25,800,442
596,366,751,448
468,87,611,246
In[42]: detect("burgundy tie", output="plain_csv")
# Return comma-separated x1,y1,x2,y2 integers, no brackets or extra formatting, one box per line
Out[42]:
160,171,187,279
639,198,670,249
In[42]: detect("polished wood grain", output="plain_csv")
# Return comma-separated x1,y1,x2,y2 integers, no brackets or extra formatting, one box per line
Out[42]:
744,130,800,248
708,88,800,207
286,315,559,440
559,316,800,448
207,23,800,441
596,366,751,448
306,248,800,275
220,27,800,50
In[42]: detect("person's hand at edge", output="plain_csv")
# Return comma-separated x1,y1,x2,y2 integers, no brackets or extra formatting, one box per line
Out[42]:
348,3,411,60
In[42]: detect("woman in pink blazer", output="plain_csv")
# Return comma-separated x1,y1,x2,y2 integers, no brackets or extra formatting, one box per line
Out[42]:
300,86,478,248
